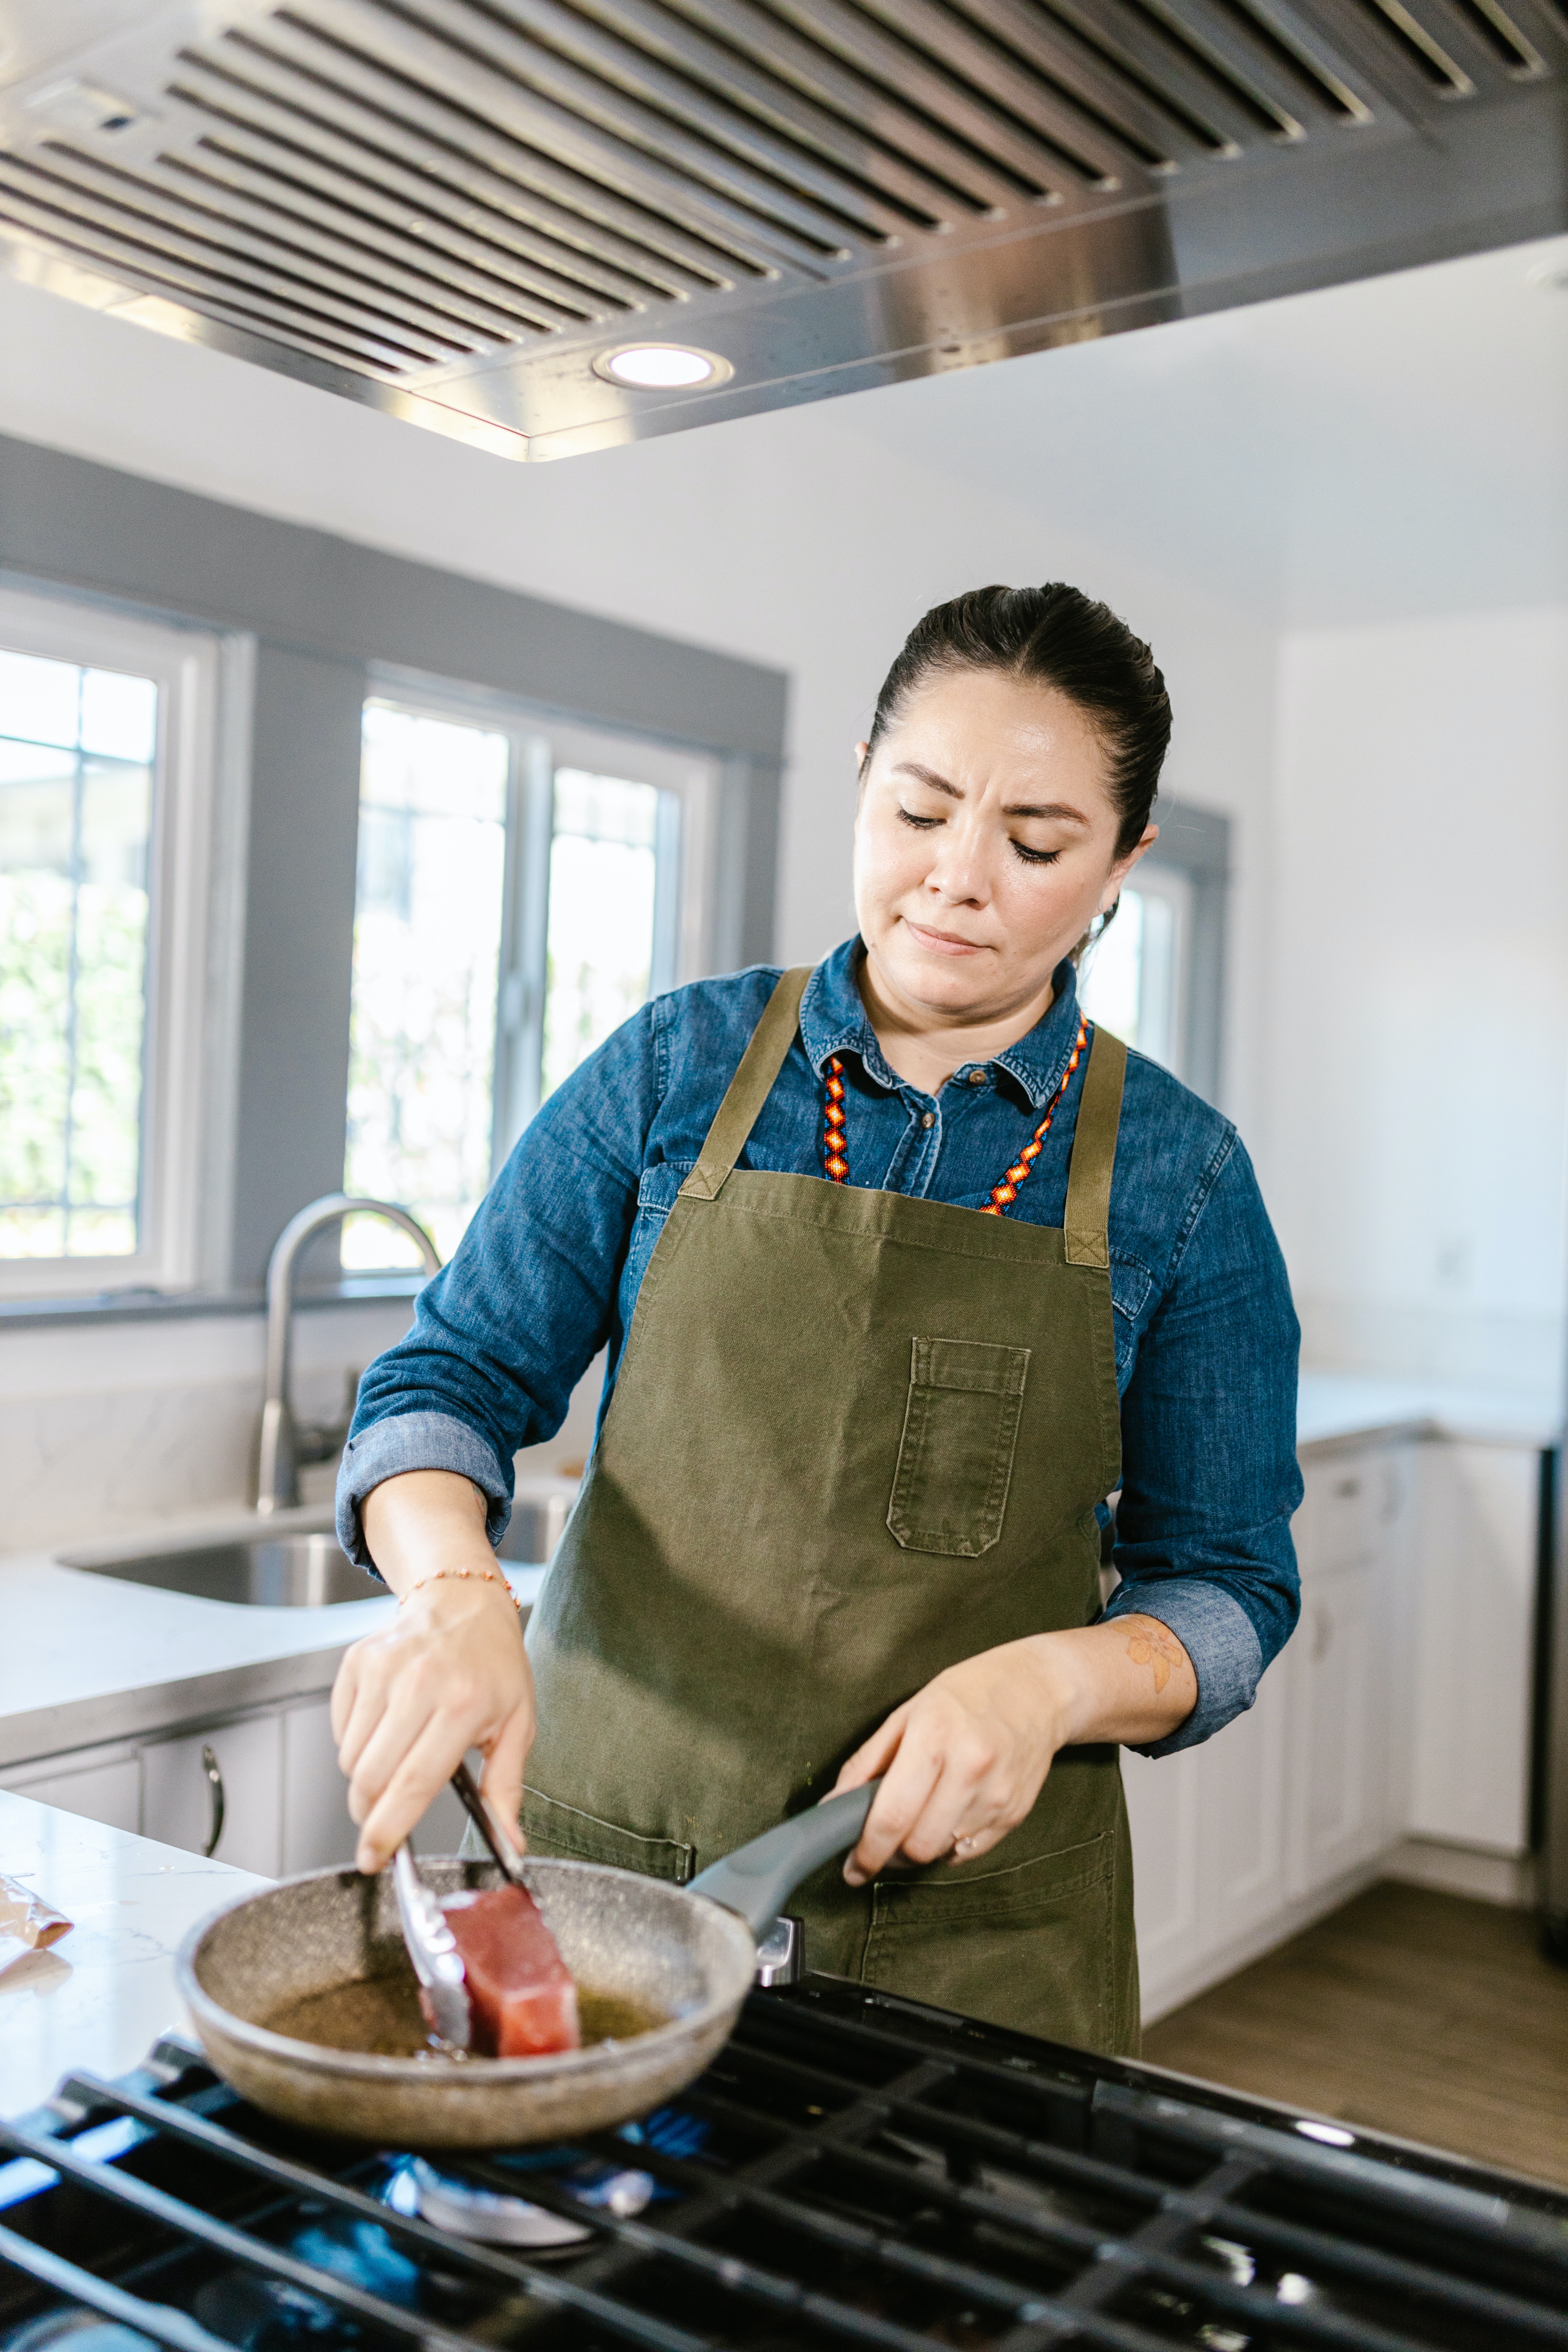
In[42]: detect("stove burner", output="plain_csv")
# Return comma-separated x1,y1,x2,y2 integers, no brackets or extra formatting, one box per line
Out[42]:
4,1993,1566,2352
380,2155,653,2247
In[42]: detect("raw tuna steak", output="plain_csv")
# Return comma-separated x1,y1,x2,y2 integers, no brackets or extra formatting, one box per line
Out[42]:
442,1884,580,2057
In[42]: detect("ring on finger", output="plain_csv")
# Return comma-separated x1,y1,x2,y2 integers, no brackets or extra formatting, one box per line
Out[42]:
952,1831,981,1856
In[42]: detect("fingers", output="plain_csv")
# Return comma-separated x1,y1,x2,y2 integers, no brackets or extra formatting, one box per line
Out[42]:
829,1704,910,1797
478,1705,532,1854
356,1709,476,1873
329,1647,359,1746
839,1662,1057,1886
844,1730,943,1886
332,1583,531,1874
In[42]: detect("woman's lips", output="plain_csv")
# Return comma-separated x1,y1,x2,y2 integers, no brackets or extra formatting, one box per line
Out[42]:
904,920,988,958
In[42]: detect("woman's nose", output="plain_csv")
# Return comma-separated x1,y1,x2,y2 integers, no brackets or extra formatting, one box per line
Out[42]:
924,833,988,905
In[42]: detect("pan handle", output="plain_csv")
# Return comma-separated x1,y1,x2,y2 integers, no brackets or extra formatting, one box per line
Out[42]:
688,1781,880,1940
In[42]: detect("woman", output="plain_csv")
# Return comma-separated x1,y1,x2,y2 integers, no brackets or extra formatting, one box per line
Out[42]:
332,583,1301,2055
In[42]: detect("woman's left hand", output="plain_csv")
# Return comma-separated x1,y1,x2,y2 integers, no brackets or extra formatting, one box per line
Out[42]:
830,1636,1072,1885
830,1614,1197,1884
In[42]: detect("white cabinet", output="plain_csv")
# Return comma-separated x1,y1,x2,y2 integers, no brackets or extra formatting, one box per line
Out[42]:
1288,1558,1385,1892
281,1696,356,1874
1127,1433,1416,2021
1,1689,481,1880
1123,1742,1200,1982
1196,1632,1293,1947
142,1712,285,1877
0,1741,142,1835
1408,1441,1536,1855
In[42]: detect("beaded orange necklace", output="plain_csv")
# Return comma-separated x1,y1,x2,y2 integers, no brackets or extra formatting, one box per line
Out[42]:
822,1015,1089,1216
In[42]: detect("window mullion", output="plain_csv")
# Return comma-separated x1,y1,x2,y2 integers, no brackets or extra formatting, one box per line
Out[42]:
491,732,553,1177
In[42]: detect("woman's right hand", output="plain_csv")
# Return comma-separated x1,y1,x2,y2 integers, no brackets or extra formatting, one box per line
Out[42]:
329,1470,535,1873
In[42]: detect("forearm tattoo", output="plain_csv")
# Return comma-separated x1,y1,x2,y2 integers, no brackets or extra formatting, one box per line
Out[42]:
1124,1617,1186,1696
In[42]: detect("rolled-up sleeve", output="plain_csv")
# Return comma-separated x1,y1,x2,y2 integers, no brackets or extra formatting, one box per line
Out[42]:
334,1003,660,1569
1104,1131,1302,1756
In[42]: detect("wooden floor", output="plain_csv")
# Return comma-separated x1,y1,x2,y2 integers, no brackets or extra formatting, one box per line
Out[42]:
1142,1880,1568,2188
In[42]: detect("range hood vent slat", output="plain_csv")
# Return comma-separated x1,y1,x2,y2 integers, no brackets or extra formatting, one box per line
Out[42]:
0,0,1561,445
0,167,441,371
173,43,740,295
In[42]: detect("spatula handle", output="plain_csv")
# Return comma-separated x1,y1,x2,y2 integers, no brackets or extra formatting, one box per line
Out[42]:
688,1782,880,1939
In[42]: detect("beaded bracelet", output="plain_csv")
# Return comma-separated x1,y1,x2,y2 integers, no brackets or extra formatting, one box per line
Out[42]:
398,1563,522,1614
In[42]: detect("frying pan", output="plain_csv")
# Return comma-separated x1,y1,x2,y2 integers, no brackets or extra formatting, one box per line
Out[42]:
175,1785,874,2148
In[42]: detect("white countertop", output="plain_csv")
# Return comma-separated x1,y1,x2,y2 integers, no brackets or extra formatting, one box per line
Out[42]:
0,1507,545,1773
0,1512,396,1772
0,1789,265,2120
1296,1369,1563,1452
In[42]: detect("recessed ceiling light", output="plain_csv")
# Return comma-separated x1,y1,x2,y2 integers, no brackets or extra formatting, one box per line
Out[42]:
593,344,732,391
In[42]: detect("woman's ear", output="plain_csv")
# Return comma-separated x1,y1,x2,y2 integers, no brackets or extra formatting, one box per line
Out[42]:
854,738,871,780
1103,821,1159,907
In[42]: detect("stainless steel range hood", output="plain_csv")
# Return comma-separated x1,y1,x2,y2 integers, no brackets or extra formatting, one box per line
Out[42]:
2,0,1565,460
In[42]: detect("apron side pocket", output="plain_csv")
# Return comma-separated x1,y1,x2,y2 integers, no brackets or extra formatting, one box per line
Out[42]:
865,1830,1117,2053
523,1785,696,1883
887,1335,1030,1558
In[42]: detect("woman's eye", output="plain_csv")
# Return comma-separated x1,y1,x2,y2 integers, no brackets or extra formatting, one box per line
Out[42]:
896,805,941,831
1012,842,1062,867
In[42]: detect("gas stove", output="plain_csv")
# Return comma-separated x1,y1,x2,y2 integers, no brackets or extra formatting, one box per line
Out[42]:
1,1974,1565,2351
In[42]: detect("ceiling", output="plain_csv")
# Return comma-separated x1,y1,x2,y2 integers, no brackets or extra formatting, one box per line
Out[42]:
824,225,1568,623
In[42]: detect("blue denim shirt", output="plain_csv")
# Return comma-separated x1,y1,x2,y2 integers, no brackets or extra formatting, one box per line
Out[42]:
338,940,1301,1758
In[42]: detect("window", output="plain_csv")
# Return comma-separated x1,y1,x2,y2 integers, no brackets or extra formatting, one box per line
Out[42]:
1079,872,1191,1076
345,682,714,1264
1078,801,1228,1102
0,586,223,1297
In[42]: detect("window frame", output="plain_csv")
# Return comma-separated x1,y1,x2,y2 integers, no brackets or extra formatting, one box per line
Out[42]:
1136,798,1230,1107
350,668,720,1240
0,583,226,1300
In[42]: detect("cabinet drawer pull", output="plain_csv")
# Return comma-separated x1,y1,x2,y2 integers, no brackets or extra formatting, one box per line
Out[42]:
201,1743,225,1857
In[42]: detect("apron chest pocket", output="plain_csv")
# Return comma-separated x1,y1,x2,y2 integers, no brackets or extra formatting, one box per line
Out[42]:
887,1336,1030,1558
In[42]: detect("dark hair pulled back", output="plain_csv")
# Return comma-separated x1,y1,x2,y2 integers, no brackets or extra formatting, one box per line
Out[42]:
863,583,1171,858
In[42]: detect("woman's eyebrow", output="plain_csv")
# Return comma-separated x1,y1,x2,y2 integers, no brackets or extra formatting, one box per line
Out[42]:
892,760,963,799
892,762,1089,825
1003,799,1090,824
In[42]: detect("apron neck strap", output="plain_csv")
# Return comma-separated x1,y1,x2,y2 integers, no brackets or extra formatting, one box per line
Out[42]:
682,966,813,1199
683,970,1127,1247
1063,1023,1127,1267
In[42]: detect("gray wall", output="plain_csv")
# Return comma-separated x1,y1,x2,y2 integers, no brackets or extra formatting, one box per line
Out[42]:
0,433,789,1287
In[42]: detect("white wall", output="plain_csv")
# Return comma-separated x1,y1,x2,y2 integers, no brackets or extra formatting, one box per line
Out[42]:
1266,609,1568,1398
0,276,1280,1129
0,1298,415,1555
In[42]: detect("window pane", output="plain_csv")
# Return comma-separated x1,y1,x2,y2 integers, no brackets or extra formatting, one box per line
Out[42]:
1079,882,1185,1072
1079,889,1146,1050
542,769,666,1101
0,650,153,1260
345,703,509,1265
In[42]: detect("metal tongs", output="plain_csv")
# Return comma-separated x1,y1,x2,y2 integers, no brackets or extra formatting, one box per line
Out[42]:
391,1762,528,2054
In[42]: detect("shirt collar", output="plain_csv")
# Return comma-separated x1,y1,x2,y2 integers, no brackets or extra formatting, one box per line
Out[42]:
799,938,1086,1111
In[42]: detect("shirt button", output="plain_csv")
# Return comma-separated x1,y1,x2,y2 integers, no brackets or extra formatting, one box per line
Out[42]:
921,1111,936,1129
968,1069,986,1086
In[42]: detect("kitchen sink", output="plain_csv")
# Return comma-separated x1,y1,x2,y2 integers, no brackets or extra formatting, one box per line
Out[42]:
55,1484,576,1608
58,1529,372,1607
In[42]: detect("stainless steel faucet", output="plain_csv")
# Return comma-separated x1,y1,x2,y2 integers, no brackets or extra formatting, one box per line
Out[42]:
256,1192,441,1515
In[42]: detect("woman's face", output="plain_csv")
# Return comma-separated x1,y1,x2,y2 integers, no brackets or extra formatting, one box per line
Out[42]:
853,667,1157,1026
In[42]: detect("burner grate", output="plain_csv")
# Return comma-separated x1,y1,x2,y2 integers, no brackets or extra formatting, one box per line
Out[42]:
1,1987,1567,2350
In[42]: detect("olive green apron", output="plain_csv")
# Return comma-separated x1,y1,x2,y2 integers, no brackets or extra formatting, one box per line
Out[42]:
524,965,1139,2054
